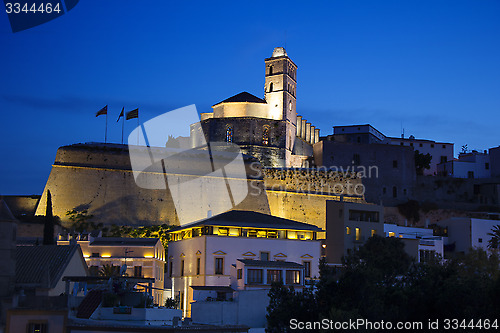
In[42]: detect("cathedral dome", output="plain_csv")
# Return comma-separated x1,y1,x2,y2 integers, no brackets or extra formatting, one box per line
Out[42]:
271,47,287,58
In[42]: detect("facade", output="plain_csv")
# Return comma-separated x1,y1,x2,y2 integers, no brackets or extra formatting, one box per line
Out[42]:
57,236,165,305
330,124,386,144
325,200,384,265
192,47,319,168
387,136,454,176
438,151,491,178
314,140,415,205
436,217,500,255
383,224,444,262
167,210,322,317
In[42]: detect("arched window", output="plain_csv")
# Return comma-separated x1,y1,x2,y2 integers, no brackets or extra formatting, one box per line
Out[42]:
269,82,273,92
262,127,269,146
226,126,233,142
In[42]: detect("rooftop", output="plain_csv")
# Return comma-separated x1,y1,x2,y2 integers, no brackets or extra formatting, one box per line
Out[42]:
171,210,323,232
213,91,267,106
89,237,160,247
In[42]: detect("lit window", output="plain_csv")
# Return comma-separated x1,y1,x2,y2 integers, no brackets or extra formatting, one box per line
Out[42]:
226,126,233,142
27,323,47,333
355,228,361,241
346,227,351,235
263,127,269,145
388,232,395,237
286,270,300,284
287,231,297,239
257,230,267,238
371,229,376,237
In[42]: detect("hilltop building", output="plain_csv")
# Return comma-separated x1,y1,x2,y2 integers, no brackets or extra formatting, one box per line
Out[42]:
438,150,490,178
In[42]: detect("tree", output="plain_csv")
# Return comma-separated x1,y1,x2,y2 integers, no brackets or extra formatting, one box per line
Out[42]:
487,225,500,250
414,150,432,175
43,190,55,245
66,209,107,234
99,264,120,278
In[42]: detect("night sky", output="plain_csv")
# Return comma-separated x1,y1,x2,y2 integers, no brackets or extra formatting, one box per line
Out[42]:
1,0,499,195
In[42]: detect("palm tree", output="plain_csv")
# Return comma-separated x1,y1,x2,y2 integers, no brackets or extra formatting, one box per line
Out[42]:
487,225,500,250
99,264,120,278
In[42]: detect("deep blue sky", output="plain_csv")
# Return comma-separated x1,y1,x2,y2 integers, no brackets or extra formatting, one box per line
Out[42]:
1,0,499,195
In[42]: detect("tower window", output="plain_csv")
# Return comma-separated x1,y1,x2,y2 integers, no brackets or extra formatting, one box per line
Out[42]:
269,82,273,92
226,126,233,142
269,65,273,75
263,127,269,145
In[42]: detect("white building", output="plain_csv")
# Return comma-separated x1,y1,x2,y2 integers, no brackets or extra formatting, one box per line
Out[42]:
387,136,454,176
58,235,165,305
167,210,322,317
383,224,444,262
436,217,500,254
438,151,491,178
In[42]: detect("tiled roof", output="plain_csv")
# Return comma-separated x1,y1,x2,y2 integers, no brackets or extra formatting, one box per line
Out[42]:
237,259,304,268
16,245,82,288
171,210,323,232
213,92,266,106
90,237,159,246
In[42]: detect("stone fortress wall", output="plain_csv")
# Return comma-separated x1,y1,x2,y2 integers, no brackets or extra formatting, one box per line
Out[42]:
35,144,364,232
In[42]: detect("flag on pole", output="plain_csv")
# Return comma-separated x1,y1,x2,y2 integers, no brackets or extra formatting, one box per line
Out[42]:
117,107,124,122
126,108,139,120
96,105,108,117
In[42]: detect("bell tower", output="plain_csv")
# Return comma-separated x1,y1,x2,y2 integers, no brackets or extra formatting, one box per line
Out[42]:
264,47,298,157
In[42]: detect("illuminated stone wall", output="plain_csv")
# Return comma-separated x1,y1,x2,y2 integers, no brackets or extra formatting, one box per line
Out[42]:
35,144,270,226
262,168,365,232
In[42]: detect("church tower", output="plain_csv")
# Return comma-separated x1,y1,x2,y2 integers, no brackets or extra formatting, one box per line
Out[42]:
264,47,297,156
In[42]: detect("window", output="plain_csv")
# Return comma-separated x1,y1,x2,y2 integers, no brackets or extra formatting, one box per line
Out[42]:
400,142,404,146
383,187,387,195
410,143,413,147
303,261,311,278
357,136,361,143
196,258,201,275
393,160,398,168
431,144,435,148
263,127,269,145
169,261,173,277
485,163,490,170
180,260,185,276
355,228,361,241
248,269,263,284
215,258,224,275
468,171,474,179
442,145,446,149
91,252,100,257
419,143,423,147
269,82,274,92
478,238,483,243
260,252,270,261
267,269,282,283
346,226,351,235
27,322,47,333
440,156,447,164
393,186,397,198
269,65,273,75
134,266,142,277
226,126,233,142
388,232,395,237
371,229,377,237
237,269,242,279
286,270,300,284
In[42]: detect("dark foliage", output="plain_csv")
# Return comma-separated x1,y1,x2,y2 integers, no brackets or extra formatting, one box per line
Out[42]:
43,190,55,245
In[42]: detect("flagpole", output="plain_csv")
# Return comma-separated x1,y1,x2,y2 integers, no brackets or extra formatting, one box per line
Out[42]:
137,111,139,145
121,110,125,145
105,112,108,143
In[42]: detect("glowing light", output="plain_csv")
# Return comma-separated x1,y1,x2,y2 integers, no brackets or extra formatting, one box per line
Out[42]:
83,254,90,258
101,254,111,258
144,255,154,258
